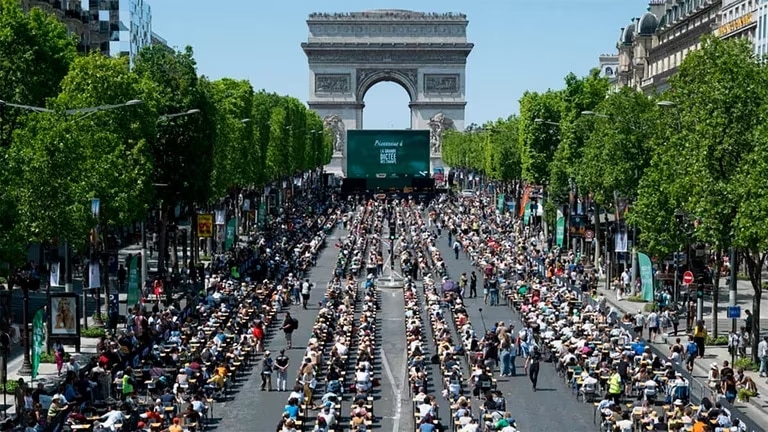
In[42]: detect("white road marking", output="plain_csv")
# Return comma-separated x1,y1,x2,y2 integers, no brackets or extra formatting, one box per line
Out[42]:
381,347,402,432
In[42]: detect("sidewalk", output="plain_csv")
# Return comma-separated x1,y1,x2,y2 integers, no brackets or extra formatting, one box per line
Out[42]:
595,277,768,428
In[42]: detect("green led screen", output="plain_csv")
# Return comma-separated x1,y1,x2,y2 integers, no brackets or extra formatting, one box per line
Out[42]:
346,130,430,179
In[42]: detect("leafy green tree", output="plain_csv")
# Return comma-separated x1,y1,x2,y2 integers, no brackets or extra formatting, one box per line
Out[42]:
518,90,563,185
265,105,288,182
633,36,767,340
0,0,77,121
251,91,282,187
549,71,610,201
52,54,154,229
0,0,77,268
209,78,255,196
134,45,215,273
134,45,215,209
6,113,89,250
579,87,657,206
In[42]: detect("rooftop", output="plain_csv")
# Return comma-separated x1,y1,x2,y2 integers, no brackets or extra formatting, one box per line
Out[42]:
307,11,468,21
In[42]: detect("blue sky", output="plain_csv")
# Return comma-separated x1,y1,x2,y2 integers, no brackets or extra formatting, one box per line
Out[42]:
151,0,645,129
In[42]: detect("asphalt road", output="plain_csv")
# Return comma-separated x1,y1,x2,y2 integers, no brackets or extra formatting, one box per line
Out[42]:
433,234,599,432
212,228,346,432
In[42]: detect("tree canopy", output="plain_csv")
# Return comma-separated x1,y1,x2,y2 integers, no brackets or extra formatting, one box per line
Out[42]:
0,0,332,268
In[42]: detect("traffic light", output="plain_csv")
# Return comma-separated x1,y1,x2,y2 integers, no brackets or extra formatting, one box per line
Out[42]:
389,219,396,241
696,286,704,299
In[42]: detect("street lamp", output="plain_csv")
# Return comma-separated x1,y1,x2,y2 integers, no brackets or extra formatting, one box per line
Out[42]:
240,118,251,123
154,110,201,277
657,100,677,107
534,118,561,126
157,108,200,122
580,110,610,119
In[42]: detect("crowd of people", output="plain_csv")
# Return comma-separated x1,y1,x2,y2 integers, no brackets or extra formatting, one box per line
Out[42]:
430,190,757,432
9,190,343,432
276,198,381,432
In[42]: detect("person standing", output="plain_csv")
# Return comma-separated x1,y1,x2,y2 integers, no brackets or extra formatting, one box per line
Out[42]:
745,309,754,346
758,336,768,377
260,351,274,391
693,320,708,359
528,346,541,391
275,349,290,391
117,264,127,292
301,279,312,310
282,313,298,349
452,239,461,259
469,271,477,298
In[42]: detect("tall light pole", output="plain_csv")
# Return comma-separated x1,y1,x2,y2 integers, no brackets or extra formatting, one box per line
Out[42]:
154,109,201,278
582,110,640,289
533,118,561,237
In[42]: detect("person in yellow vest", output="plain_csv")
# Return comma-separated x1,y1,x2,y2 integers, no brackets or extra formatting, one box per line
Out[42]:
607,369,623,404
122,367,135,401
693,320,708,359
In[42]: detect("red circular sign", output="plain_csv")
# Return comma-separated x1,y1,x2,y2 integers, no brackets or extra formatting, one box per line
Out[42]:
683,271,694,285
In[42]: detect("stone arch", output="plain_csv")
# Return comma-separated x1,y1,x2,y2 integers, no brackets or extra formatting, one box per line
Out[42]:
355,68,418,104
302,10,473,176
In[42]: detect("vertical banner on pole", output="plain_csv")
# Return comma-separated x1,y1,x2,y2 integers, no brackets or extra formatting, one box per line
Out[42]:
556,216,565,247
88,261,101,289
224,219,236,250
638,252,654,302
32,308,44,380
127,256,139,306
258,201,267,230
197,214,213,237
49,263,60,287
523,203,531,226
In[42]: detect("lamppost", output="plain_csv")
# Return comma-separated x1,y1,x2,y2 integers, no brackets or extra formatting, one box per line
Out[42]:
16,267,34,375
154,109,201,278
582,110,641,289
534,118,561,236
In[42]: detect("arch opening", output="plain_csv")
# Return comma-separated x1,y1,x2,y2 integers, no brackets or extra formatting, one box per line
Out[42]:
359,80,412,130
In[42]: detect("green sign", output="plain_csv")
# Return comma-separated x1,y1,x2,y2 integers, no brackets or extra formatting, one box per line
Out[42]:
496,193,505,213
346,130,430,179
127,255,139,306
638,252,654,302
225,218,236,250
556,216,565,247
32,308,44,380
523,203,531,225
258,200,266,230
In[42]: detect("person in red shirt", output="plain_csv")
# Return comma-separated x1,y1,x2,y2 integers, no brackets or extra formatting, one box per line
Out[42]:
252,321,265,352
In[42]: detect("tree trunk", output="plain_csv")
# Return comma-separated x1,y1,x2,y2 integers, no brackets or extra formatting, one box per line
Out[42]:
712,249,722,337
743,250,766,363
157,205,168,276
593,202,602,268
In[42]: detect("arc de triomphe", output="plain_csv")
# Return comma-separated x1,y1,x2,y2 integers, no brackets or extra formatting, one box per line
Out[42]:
302,10,473,176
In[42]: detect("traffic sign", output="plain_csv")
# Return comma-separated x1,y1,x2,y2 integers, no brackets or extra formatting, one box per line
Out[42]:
682,271,694,285
727,306,741,319
584,230,594,241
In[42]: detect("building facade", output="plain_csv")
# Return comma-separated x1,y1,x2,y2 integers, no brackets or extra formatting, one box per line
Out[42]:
21,0,155,64
755,0,768,56
716,0,757,43
597,53,620,87
616,0,721,94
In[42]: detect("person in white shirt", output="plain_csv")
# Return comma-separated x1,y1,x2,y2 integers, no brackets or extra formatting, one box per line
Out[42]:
758,336,768,377
96,408,125,431
355,366,371,392
65,357,80,375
